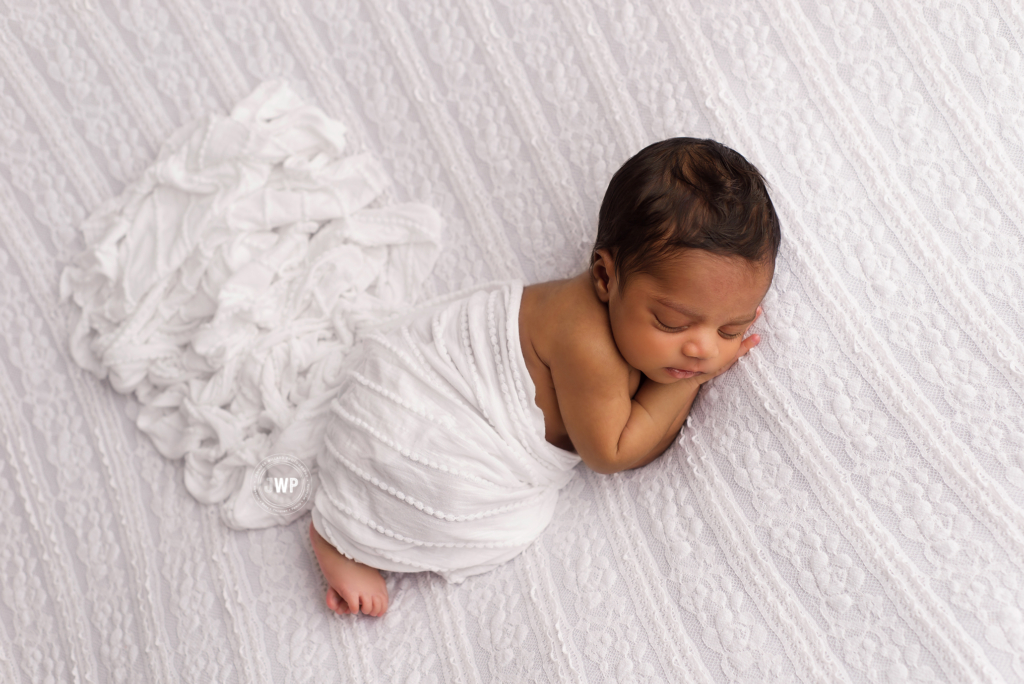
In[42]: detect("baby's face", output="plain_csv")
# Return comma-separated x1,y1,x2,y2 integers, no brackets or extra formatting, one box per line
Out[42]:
599,249,772,384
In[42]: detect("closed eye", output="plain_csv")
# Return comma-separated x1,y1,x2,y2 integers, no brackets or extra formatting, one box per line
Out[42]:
653,315,686,332
655,315,743,339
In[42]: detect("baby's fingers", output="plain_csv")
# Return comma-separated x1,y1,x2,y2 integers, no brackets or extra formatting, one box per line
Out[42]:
738,333,761,356
738,307,763,355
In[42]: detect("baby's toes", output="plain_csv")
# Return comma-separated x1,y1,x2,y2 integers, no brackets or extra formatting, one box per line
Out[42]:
370,592,388,617
341,590,363,615
326,587,339,612
327,587,350,615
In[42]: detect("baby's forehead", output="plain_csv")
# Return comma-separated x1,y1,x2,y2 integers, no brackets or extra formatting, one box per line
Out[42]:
644,250,773,286
639,254,772,314
651,290,757,321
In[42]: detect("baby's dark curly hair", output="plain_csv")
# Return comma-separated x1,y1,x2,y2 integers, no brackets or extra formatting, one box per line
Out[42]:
592,137,781,290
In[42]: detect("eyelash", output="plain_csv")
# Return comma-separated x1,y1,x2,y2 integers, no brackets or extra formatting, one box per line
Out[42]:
654,316,741,339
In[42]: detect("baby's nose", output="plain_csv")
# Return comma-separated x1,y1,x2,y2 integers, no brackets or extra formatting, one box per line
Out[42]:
681,336,714,360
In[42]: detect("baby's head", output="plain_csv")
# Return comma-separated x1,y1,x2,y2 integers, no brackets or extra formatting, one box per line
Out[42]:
590,138,781,382
592,137,780,290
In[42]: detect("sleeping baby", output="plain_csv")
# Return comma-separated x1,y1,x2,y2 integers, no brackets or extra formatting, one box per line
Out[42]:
308,136,781,617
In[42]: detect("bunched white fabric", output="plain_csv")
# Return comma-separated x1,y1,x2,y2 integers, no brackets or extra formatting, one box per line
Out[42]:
312,281,580,582
58,81,443,529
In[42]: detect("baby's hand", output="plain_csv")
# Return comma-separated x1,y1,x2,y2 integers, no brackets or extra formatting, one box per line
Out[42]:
695,305,763,386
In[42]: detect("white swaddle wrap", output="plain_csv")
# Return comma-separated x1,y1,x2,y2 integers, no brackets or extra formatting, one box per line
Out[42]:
312,281,582,583
60,81,442,529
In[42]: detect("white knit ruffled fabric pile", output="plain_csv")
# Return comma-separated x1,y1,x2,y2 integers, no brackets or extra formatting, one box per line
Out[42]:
60,81,442,529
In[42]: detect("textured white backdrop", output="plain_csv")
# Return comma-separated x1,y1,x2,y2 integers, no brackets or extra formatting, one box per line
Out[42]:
1,0,1023,682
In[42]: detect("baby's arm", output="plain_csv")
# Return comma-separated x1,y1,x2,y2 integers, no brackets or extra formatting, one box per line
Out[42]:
552,356,696,473
622,380,699,470
550,345,700,473
550,312,761,475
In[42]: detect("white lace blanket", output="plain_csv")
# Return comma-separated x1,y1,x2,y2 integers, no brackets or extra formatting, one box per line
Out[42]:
1,1,1022,683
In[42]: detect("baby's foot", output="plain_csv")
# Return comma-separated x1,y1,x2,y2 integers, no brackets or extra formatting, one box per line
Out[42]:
309,521,389,617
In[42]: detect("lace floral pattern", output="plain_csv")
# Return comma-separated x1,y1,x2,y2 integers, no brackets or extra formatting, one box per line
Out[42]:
1,0,1022,682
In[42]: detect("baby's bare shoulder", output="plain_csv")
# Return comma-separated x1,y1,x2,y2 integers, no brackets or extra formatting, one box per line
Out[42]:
522,274,641,473
526,274,627,376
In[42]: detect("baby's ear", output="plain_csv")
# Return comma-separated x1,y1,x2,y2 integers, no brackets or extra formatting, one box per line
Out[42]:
591,249,615,303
